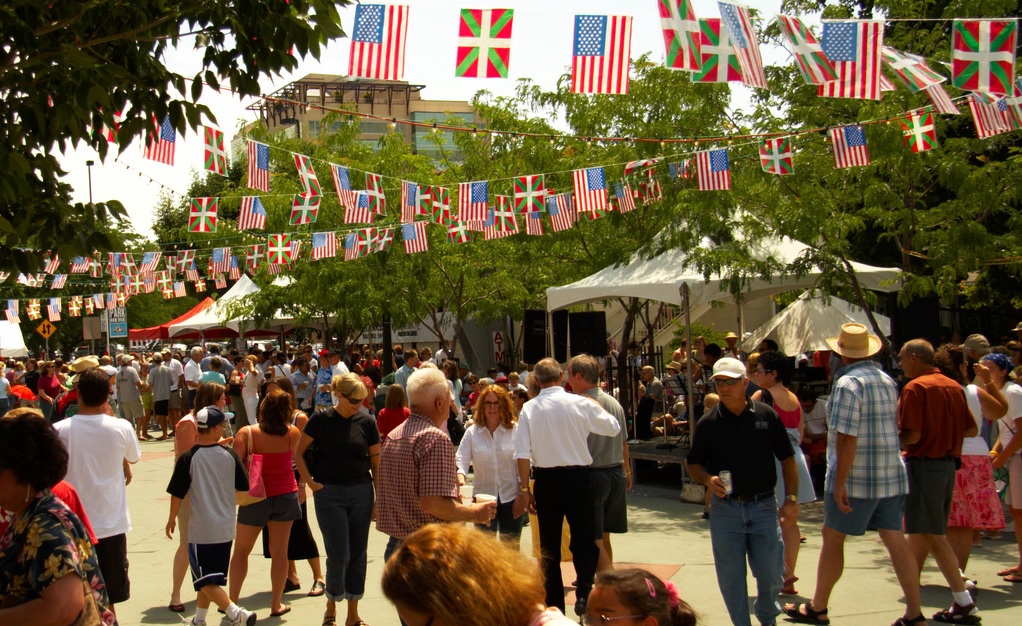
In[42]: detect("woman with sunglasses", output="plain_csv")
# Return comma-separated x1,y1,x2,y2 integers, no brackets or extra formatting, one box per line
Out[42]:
382,523,579,626
750,350,815,596
295,373,380,626
587,568,697,626
456,385,523,548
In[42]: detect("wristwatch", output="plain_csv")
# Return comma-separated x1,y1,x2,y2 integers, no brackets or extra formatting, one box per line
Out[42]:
519,484,530,494
785,494,798,503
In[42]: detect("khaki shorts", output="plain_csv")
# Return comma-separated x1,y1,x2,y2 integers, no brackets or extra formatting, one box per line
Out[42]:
121,401,144,422
168,389,181,410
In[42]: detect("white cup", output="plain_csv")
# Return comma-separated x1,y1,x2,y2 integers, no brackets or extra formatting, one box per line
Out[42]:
474,493,497,504
459,485,473,503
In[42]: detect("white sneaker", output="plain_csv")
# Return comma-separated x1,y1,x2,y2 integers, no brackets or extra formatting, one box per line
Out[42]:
230,608,257,626
188,620,205,626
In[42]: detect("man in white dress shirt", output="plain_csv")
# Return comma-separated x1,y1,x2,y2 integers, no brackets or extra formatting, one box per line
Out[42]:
513,358,621,616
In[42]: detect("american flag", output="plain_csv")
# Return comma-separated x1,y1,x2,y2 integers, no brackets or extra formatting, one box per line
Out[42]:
70,256,90,274
50,274,67,289
968,94,1012,139
349,4,408,81
104,292,116,310
5,300,17,324
345,191,374,224
142,276,155,294
289,240,303,265
669,160,692,180
401,180,420,223
293,154,322,197
925,83,961,115
819,20,884,100
614,182,636,213
247,141,271,192
203,126,227,176
106,252,123,276
366,172,386,215
139,251,162,275
214,274,227,289
547,193,576,232
210,247,230,274
185,266,199,282
402,222,429,254
467,208,492,233
525,211,544,236
68,296,82,317
47,298,61,322
572,167,608,214
228,255,241,280
571,15,633,94
696,149,731,190
458,181,489,221
311,232,338,260
144,116,176,165
43,251,60,274
331,163,358,210
238,196,267,231
374,227,394,253
344,230,370,261
173,282,187,298
718,2,768,89
829,125,871,168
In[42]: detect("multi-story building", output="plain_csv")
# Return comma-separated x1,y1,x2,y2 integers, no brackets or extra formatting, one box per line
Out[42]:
241,74,480,159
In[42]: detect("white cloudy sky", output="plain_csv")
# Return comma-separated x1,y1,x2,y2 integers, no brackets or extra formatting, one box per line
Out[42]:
60,0,801,240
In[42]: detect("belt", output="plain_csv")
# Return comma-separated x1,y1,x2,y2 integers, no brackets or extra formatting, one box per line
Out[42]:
726,490,775,503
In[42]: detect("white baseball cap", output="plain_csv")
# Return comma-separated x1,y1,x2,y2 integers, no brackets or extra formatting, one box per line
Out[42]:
712,357,745,379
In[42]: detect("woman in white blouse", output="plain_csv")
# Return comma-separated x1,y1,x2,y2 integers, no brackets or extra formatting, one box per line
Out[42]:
457,385,524,549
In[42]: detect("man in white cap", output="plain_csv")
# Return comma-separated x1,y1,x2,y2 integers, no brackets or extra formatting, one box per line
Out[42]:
687,357,798,626
784,323,923,626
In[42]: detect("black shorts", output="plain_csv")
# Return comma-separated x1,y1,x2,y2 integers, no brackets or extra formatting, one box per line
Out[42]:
591,467,628,535
188,541,232,591
94,534,130,603
904,457,956,535
153,399,169,417
237,492,302,527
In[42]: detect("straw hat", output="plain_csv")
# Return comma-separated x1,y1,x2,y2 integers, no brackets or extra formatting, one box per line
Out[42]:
666,360,683,372
826,323,881,358
69,355,100,385
723,331,738,340
1013,321,1022,332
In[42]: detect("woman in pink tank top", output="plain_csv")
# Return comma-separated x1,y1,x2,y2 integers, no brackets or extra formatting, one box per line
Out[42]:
229,389,301,617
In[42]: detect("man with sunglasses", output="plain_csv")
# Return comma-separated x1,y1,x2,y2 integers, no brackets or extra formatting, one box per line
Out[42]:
687,357,798,626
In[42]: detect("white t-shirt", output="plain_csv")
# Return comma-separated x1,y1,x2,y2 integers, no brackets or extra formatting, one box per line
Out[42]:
184,360,202,390
100,364,117,399
997,383,1022,448
54,413,142,539
167,357,184,392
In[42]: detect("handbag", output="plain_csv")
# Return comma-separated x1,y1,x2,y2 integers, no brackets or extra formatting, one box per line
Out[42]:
236,427,267,507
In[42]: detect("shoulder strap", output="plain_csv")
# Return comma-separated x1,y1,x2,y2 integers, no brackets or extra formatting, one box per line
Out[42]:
759,388,774,407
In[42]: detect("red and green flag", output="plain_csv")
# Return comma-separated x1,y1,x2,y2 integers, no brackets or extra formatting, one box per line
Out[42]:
430,186,451,224
759,137,794,175
290,194,320,225
203,126,227,176
293,154,322,196
881,47,944,93
693,18,742,83
900,110,937,153
513,174,545,214
951,19,1017,96
366,172,386,215
267,235,293,265
777,14,836,85
658,0,701,72
188,197,218,233
456,8,514,78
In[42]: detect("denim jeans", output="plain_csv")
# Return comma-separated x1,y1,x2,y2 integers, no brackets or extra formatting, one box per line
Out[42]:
709,495,783,626
312,482,374,601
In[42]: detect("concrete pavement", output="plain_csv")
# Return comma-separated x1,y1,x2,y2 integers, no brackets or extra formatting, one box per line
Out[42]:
114,441,1021,625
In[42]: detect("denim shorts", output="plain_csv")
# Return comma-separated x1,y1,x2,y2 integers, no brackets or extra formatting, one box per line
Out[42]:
823,490,905,536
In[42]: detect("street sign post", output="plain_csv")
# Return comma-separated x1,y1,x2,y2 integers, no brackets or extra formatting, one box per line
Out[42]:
36,320,56,359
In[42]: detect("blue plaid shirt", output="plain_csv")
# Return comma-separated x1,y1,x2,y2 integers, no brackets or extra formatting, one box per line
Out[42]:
825,360,908,499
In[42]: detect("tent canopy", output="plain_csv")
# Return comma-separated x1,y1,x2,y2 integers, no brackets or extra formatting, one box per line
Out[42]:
128,297,215,341
546,234,901,319
167,275,263,337
0,321,28,358
740,290,892,354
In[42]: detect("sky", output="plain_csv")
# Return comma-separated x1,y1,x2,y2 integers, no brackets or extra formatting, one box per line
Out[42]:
60,0,800,240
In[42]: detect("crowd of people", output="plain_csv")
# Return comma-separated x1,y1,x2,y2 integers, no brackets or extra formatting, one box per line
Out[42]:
1,322,1020,626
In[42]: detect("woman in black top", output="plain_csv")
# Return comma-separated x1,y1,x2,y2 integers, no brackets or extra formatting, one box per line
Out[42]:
295,373,381,626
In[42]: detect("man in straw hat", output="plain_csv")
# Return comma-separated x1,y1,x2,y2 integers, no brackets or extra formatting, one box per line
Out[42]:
785,323,922,625
897,339,979,624
687,356,798,626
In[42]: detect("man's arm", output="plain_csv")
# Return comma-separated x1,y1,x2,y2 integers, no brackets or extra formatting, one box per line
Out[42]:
832,433,857,513
779,456,799,522
513,457,536,517
686,462,727,498
420,495,495,523
621,437,632,490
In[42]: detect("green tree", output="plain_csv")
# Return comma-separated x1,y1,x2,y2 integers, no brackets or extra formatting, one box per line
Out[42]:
0,0,348,272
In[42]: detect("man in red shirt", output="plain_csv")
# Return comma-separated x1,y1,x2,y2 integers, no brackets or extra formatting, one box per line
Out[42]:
898,339,979,625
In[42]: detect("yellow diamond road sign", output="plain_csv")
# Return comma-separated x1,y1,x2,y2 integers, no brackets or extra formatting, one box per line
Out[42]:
36,320,56,339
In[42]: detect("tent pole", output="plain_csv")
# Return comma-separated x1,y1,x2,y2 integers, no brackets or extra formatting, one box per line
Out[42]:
681,284,694,426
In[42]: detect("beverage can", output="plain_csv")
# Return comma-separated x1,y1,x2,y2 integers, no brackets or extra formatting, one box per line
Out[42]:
719,470,733,495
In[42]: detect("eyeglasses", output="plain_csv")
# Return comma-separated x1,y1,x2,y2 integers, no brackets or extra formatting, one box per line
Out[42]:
343,394,365,404
714,377,743,387
584,614,645,625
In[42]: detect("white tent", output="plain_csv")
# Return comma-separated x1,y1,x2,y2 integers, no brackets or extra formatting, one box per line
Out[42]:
167,275,262,337
546,234,902,320
0,321,28,358
740,290,892,354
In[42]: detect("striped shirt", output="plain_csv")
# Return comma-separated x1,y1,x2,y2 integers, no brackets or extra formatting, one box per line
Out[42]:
825,360,908,499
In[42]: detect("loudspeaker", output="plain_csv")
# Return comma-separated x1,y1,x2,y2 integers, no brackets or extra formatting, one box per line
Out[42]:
552,310,568,363
568,311,608,357
522,310,547,364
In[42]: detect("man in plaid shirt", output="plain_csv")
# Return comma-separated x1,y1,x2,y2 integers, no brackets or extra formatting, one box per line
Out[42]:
376,368,495,563
785,323,921,626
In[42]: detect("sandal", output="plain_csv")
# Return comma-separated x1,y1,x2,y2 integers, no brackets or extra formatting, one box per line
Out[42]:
168,603,185,613
270,606,291,617
283,578,301,593
892,615,928,626
308,580,326,597
932,602,980,625
323,616,337,626
781,576,799,595
783,602,829,624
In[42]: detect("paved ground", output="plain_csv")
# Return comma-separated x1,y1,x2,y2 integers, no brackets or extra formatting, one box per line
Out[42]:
115,442,1021,625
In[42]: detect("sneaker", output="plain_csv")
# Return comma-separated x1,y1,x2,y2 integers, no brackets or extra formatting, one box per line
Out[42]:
188,620,205,626
574,596,587,617
932,601,980,624
230,608,257,626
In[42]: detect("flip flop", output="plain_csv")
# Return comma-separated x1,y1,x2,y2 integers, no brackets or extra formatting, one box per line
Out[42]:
270,606,291,617
308,580,326,597
283,579,301,593
168,603,185,613
1003,572,1022,583
782,576,800,595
